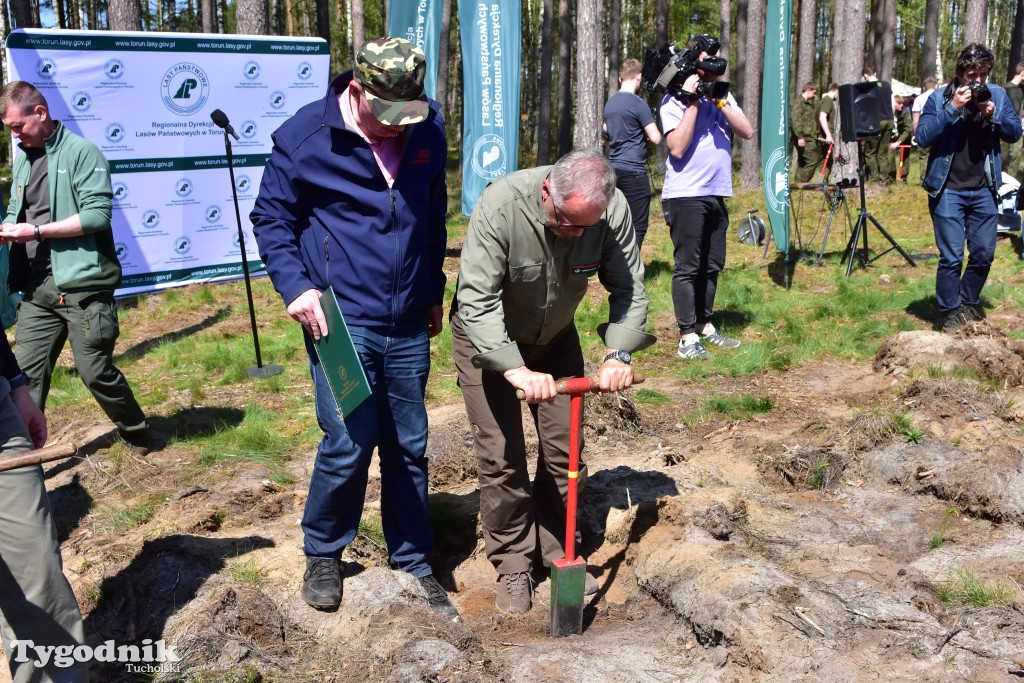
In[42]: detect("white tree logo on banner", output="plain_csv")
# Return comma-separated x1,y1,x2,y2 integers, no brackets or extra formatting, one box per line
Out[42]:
297,62,313,80
175,236,192,254
269,91,286,110
240,120,257,139
175,178,193,197
142,210,161,228
205,205,221,223
161,63,210,116
243,61,261,80
471,134,508,180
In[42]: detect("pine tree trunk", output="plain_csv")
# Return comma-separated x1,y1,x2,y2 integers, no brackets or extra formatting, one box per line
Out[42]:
236,0,268,34
537,0,554,164
574,0,603,149
556,0,572,157
964,0,988,45
738,0,764,189
108,0,142,30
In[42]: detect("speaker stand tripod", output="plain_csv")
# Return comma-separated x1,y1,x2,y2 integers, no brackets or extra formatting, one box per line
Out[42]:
841,140,917,276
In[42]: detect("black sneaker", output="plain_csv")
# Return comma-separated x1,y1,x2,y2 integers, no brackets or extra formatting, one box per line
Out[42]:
941,308,968,334
418,574,459,619
963,304,985,322
302,557,342,610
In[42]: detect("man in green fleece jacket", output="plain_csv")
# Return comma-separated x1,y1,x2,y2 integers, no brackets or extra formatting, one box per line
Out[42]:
0,81,152,455
451,148,655,614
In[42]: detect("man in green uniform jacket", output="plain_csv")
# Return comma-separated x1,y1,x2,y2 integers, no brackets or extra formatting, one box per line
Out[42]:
450,149,654,614
0,81,152,455
790,82,820,183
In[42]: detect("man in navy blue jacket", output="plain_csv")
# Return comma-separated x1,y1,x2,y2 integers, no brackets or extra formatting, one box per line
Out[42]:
251,37,454,617
917,43,1022,333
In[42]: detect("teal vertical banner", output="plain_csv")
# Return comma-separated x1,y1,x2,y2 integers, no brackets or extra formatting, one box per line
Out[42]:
387,0,442,98
761,0,792,257
458,0,521,215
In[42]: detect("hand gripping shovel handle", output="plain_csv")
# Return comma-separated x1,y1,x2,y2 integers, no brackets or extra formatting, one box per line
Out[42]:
515,371,645,399
0,442,78,472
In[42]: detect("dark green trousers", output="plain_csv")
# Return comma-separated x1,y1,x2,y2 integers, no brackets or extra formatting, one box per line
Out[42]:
14,273,148,438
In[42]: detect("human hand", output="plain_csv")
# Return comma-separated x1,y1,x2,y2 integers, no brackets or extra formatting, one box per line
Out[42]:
978,99,996,118
596,359,633,395
503,366,557,404
427,305,443,338
287,288,327,340
796,138,805,148
0,223,33,244
953,86,971,110
825,135,833,145
11,383,46,448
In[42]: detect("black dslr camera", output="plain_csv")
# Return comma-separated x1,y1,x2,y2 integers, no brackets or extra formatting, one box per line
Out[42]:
641,34,731,102
967,81,992,105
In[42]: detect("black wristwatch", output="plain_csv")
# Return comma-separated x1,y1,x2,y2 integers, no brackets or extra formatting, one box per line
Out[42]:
603,350,631,365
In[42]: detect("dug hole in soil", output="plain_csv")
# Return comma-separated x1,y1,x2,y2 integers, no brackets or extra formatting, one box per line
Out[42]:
9,318,1024,682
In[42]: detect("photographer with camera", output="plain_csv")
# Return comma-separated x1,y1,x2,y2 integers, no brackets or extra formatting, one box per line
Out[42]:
917,43,1021,333
656,34,753,360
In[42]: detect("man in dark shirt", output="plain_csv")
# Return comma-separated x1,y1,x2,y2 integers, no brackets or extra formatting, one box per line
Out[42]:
604,58,662,251
917,44,1022,333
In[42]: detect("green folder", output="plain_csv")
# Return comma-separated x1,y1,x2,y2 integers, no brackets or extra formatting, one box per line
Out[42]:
313,287,371,418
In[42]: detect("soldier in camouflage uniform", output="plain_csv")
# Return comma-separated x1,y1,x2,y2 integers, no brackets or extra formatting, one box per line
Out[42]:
790,82,820,183
251,37,457,618
888,95,913,182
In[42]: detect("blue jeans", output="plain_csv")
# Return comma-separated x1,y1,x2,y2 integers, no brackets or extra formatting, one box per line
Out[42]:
301,322,434,577
929,188,997,313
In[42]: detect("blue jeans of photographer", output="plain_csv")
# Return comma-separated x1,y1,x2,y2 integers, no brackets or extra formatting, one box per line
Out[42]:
301,323,434,577
929,187,997,313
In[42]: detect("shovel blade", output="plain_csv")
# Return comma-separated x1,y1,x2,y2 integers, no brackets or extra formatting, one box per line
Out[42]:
550,556,586,637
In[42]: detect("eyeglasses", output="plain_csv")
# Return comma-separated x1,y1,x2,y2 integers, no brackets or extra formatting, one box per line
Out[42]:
551,198,590,231
962,49,993,60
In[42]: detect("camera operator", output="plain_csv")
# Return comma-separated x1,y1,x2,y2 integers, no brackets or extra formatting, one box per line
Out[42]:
658,34,753,360
917,43,1022,333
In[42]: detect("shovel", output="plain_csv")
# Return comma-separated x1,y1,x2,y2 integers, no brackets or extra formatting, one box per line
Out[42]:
0,442,78,472
518,372,644,637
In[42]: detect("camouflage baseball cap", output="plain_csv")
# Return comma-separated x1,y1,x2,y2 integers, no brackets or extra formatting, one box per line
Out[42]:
356,37,429,126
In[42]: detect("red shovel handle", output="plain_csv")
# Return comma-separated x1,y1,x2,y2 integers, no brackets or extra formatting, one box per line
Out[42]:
515,371,645,399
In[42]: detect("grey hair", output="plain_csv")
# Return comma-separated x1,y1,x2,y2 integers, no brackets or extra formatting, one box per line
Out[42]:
549,148,616,208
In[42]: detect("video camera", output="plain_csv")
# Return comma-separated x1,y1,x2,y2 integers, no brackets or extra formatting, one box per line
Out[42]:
641,34,730,102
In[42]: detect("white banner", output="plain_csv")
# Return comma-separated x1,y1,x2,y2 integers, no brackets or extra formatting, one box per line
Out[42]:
5,28,330,295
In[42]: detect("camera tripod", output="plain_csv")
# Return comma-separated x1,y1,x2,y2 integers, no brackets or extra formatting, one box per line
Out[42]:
841,139,917,276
